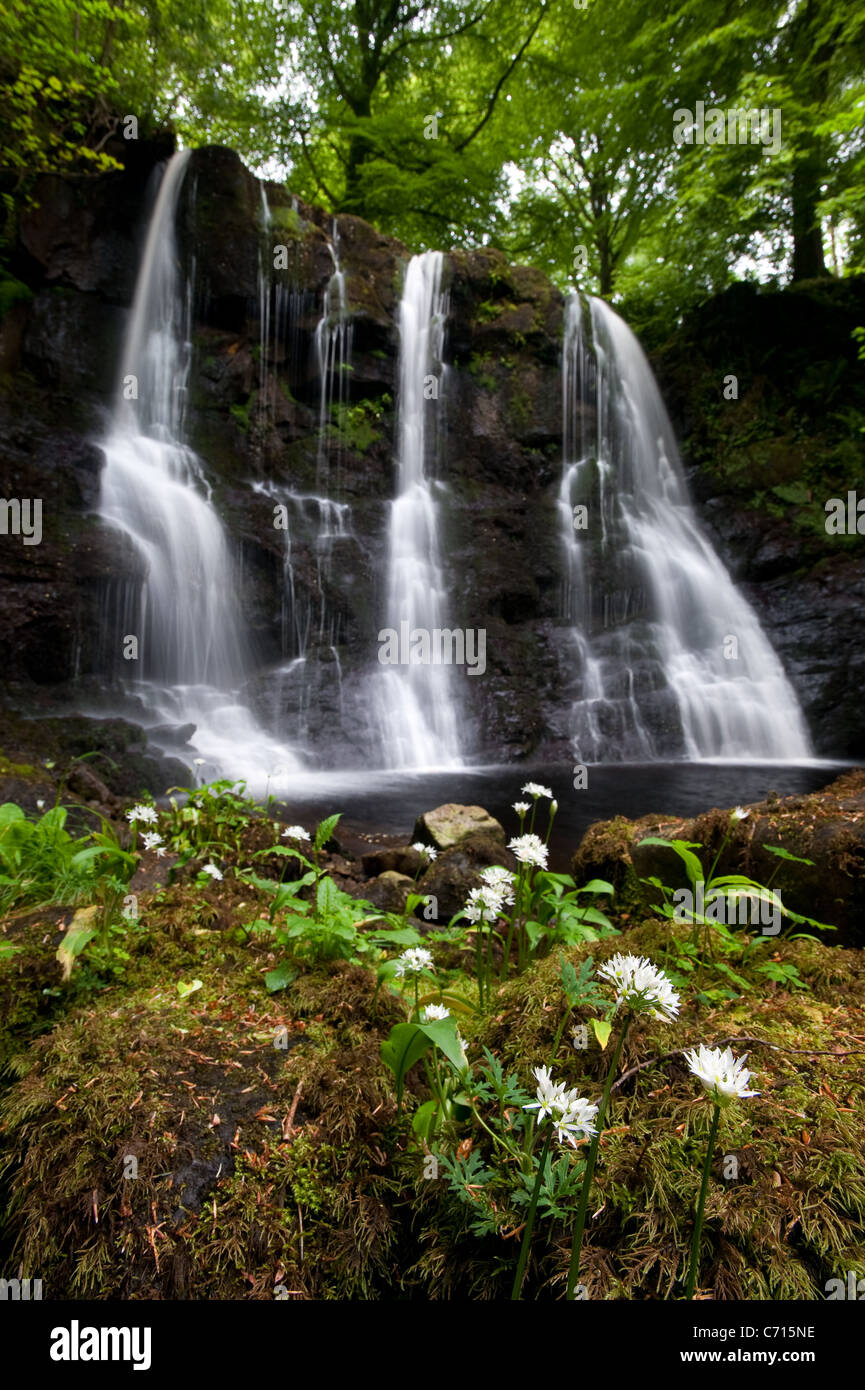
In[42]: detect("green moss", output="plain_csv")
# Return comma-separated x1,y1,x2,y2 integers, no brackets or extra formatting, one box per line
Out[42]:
269,205,304,240
0,271,32,321
229,391,257,433
329,396,390,453
2,855,862,1301
467,354,497,392
0,751,38,779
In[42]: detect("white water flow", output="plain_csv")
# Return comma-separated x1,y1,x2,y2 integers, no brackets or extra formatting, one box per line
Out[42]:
560,294,812,761
373,251,463,769
315,223,353,489
99,151,302,780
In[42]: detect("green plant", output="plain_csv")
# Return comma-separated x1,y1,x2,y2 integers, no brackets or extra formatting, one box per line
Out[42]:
0,802,135,916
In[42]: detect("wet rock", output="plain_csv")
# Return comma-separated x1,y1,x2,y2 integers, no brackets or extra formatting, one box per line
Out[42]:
418,831,516,919
363,870,415,912
360,845,425,877
412,803,506,851
150,722,197,747
65,763,116,807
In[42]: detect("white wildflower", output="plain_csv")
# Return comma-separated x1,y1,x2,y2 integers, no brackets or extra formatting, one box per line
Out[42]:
731,806,750,823
127,803,158,825
394,947,434,978
36,799,45,810
480,865,516,898
685,1045,760,1108
465,884,508,923
282,825,311,842
513,802,530,815
521,782,553,799
554,1093,599,1146
411,842,437,861
598,952,680,1022
201,863,223,881
141,830,164,853
507,833,549,870
524,1066,598,1144
193,758,206,766
420,1003,450,1022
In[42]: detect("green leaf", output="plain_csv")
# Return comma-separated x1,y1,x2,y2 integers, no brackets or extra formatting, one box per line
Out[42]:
265,963,298,993
56,907,99,981
314,813,341,852
366,924,425,947
176,978,203,998
576,878,615,896
638,837,705,887
411,1099,439,1141
380,1022,433,1107
762,845,815,867
417,1016,468,1072
591,1018,613,1050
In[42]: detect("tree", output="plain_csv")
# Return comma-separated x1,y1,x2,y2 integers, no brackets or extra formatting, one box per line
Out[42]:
260,0,549,245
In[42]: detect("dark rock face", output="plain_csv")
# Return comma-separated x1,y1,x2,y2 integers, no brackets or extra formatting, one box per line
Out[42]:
1,141,861,774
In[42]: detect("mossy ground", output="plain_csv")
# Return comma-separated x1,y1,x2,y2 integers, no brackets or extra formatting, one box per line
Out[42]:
1,840,863,1301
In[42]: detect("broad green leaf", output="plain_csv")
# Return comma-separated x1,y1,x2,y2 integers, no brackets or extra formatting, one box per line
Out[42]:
366,924,425,946
380,1022,433,1106
411,1099,439,1141
591,1018,613,1050
265,963,298,993
417,1016,468,1073
576,878,615,896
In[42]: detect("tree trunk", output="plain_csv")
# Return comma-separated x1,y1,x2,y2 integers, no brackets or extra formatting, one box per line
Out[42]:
791,145,828,281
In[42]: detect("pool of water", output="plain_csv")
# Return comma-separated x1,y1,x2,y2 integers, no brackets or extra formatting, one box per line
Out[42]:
272,759,852,870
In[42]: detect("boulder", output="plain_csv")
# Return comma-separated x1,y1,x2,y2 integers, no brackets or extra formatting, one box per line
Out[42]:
362,870,415,913
418,831,516,920
412,803,506,851
571,770,865,946
360,845,425,877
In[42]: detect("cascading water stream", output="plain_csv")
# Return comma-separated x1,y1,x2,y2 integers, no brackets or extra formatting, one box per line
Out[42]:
252,207,356,749
372,251,463,770
314,223,353,490
559,293,812,761
99,151,302,779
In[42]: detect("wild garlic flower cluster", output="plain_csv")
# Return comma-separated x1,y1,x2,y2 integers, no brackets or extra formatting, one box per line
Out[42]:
598,952,680,1022
281,825,311,842
127,803,158,825
394,947,434,978
524,1065,599,1147
685,1045,759,1107
463,865,516,923
411,842,438,861
507,833,549,869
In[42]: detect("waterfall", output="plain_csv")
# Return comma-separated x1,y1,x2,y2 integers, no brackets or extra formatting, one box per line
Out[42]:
99,151,301,778
560,293,812,761
250,207,355,757
372,251,463,770
314,223,353,489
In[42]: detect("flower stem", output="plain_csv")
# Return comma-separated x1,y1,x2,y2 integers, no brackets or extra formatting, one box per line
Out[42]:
548,1006,573,1069
566,1011,631,1299
511,1126,553,1300
685,1102,721,1300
